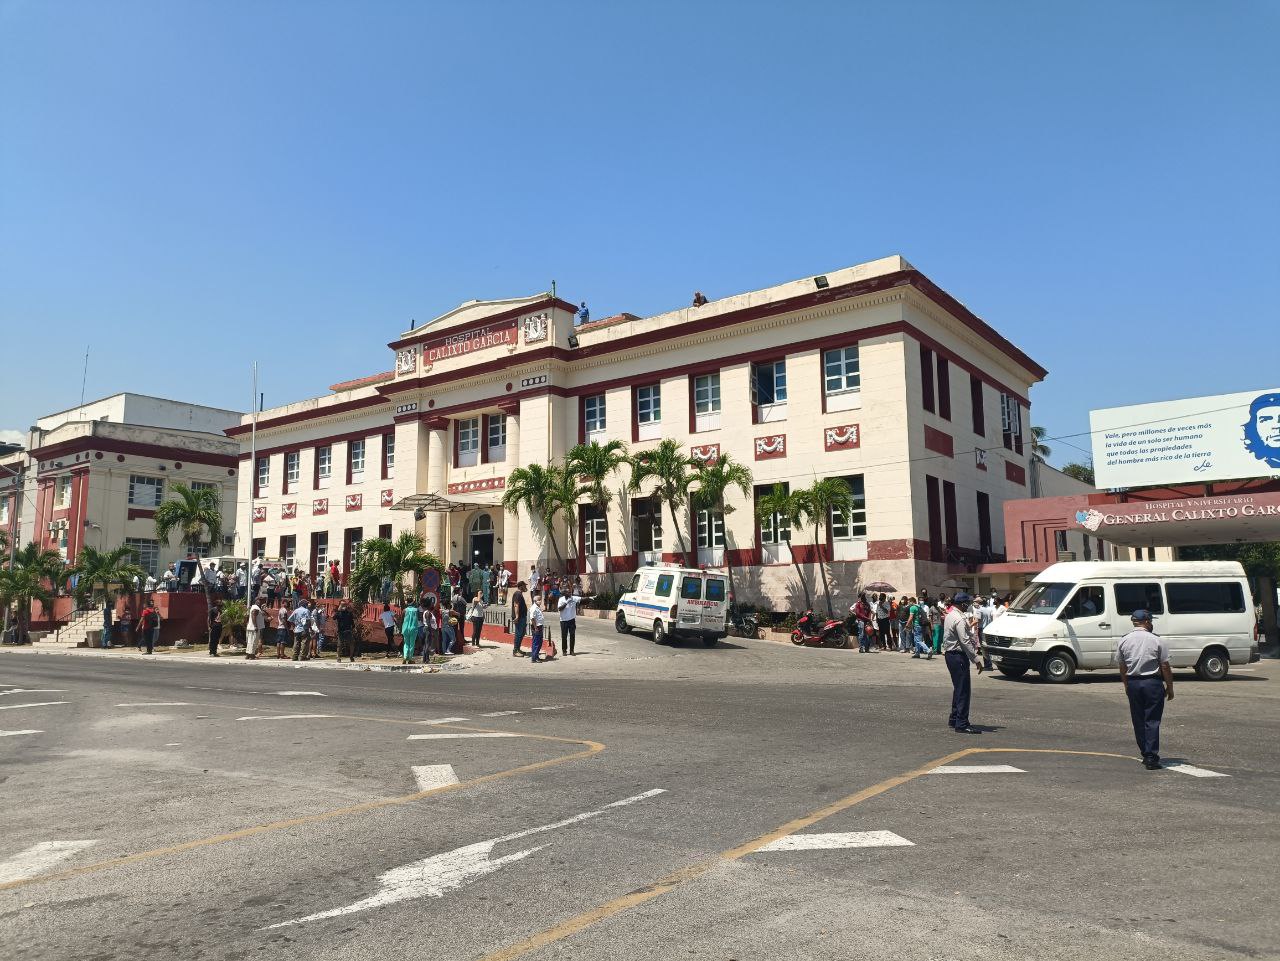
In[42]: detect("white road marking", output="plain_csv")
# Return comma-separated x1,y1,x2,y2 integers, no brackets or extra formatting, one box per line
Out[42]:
164,743,182,746
1163,763,1230,778
0,730,43,738
276,691,326,696
115,702,192,708
929,765,1025,775
0,701,69,712
531,705,571,711
480,711,521,717
0,689,66,695
412,764,461,792
0,840,98,884
237,714,336,721
406,732,523,740
418,717,470,724
264,790,666,929
757,831,914,852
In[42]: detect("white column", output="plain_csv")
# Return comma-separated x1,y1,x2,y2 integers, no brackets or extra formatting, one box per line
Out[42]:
425,427,447,557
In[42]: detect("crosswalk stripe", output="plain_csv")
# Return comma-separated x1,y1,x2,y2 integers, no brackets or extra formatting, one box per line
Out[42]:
411,764,461,791
0,702,68,712
758,831,914,852
418,717,470,724
407,733,523,740
0,841,98,884
0,730,43,738
929,765,1025,774
1163,762,1230,778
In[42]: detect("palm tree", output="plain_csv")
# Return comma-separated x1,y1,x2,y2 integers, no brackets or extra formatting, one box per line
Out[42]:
1,542,64,643
348,532,440,608
690,453,753,606
548,464,580,566
503,463,566,569
66,545,147,607
154,482,222,642
1030,426,1051,463
567,439,628,590
628,438,694,563
0,562,52,644
798,477,855,617
755,483,813,612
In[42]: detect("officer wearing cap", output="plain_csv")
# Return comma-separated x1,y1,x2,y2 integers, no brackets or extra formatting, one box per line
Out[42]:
1116,609,1174,769
943,592,984,733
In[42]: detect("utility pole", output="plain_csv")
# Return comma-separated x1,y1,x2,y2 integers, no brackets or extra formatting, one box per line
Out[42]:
2,459,23,642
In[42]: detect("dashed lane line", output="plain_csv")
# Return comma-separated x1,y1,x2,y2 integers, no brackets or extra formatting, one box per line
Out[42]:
237,714,336,722
1163,762,1230,778
419,717,471,724
929,764,1025,774
757,831,914,852
1,689,67,695
0,714,604,893
0,701,69,711
481,711,522,717
276,691,326,696
408,732,524,740
115,702,194,708
0,730,43,738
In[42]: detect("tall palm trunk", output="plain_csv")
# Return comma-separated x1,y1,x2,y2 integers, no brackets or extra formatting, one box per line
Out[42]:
720,500,738,612
601,510,616,593
790,544,813,612
543,515,565,570
814,520,834,617
666,499,689,564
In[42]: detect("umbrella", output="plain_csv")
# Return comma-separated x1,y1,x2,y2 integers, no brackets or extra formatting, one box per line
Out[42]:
863,581,897,593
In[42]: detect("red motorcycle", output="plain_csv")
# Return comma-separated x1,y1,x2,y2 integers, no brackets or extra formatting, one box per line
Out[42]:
790,610,851,648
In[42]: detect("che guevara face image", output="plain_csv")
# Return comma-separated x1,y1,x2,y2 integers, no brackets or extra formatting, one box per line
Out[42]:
1243,393,1280,468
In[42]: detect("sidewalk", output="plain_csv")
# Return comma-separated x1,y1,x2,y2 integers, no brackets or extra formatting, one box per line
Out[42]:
0,643,498,673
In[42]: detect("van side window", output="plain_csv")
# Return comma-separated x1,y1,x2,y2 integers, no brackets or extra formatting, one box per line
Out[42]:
1114,582,1164,616
680,576,702,600
705,578,725,602
1063,586,1105,619
628,574,642,593
1166,582,1245,614
655,574,674,598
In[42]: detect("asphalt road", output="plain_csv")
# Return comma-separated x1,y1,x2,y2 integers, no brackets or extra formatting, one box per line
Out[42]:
2,617,1278,961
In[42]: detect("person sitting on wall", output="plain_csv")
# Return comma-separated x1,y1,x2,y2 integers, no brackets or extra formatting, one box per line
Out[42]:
692,291,709,307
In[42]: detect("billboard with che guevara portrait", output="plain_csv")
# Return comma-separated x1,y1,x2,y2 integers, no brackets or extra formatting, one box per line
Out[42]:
1090,388,1280,489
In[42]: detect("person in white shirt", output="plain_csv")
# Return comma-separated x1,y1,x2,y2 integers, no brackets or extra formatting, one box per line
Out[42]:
144,573,158,593
310,603,328,658
246,599,266,659
289,602,312,660
529,565,541,601
498,566,512,604
379,603,397,658
274,602,290,659
557,589,593,656
529,595,547,663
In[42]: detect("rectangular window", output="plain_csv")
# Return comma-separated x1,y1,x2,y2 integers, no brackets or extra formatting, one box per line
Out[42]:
191,481,217,495
256,457,269,496
185,538,210,559
280,535,297,571
251,537,265,560
585,515,607,555
925,475,942,562
1054,529,1069,553
937,357,951,420
124,537,160,577
693,373,721,431
316,445,333,482
942,480,958,551
0,495,9,524
637,385,661,423
311,531,329,573
970,375,986,436
349,439,366,477
752,361,788,422
1001,394,1022,452
976,491,992,555
1083,536,1092,561
285,451,300,492
382,433,395,478
457,417,480,467
654,573,674,598
705,578,726,602
824,346,860,395
680,575,703,600
57,475,73,508
343,527,362,571
829,475,866,540
584,394,606,436
128,475,164,508
1114,582,1165,616
920,345,935,413
755,483,791,545
632,498,663,552
378,523,392,540
1165,582,1246,614
487,414,507,461
695,509,725,549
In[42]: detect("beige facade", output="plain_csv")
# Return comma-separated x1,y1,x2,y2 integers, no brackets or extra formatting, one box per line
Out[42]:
234,256,1047,610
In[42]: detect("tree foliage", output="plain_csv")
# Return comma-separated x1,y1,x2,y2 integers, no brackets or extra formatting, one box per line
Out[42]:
348,532,442,608
1060,462,1095,485
629,438,695,557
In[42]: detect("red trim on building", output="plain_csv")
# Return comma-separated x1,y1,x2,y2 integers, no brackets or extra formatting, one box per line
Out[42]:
823,425,860,453
923,425,954,458
226,394,386,437
126,508,156,521
30,436,237,469
1005,461,1027,486
754,434,786,461
385,296,578,351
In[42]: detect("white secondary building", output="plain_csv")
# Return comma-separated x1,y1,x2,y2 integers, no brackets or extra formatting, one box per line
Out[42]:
233,255,1048,609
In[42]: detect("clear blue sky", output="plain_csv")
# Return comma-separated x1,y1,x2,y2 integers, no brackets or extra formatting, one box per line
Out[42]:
3,1,1277,467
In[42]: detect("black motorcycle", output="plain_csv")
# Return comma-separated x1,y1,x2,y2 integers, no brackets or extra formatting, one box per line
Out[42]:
727,605,760,638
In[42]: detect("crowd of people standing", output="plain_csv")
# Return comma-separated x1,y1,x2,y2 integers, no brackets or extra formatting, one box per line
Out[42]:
849,590,1013,663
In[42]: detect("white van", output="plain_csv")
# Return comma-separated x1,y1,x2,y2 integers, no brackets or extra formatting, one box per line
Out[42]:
615,565,728,646
984,561,1259,684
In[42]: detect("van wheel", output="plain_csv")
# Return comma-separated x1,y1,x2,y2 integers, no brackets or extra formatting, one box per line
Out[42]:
1195,648,1229,681
997,665,1028,679
614,611,631,635
652,620,667,645
1040,651,1077,684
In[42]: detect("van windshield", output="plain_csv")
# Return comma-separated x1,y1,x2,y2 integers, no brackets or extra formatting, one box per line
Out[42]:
1010,582,1074,615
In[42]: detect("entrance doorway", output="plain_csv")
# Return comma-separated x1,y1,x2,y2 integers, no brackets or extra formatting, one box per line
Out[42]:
469,513,495,567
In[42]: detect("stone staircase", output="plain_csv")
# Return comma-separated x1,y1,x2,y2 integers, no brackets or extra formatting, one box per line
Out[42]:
38,606,100,648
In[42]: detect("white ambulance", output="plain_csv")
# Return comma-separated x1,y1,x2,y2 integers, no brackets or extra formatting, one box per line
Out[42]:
614,565,728,646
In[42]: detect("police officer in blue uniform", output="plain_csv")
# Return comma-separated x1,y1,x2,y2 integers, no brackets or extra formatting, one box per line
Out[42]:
1116,609,1174,769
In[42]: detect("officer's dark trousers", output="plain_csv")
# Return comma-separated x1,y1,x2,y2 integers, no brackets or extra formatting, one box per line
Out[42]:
560,617,576,654
945,650,971,728
1125,676,1165,763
